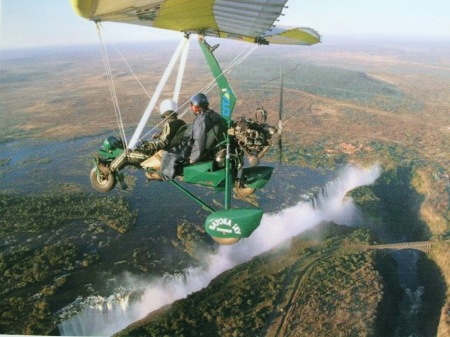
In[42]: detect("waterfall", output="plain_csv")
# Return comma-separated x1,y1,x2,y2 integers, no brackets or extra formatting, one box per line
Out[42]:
59,164,381,336
58,290,140,336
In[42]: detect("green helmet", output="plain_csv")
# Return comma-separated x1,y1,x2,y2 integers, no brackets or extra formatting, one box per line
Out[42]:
102,136,123,151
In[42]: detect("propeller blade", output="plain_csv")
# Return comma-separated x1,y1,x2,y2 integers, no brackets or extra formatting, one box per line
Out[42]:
278,135,283,164
279,68,284,122
278,68,284,164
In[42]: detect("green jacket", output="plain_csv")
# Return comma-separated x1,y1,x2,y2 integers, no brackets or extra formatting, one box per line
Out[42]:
141,117,186,154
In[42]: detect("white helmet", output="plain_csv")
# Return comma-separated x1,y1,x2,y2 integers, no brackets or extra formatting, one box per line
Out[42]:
159,99,178,118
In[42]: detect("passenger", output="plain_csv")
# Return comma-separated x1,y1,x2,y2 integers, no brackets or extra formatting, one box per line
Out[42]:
109,99,186,172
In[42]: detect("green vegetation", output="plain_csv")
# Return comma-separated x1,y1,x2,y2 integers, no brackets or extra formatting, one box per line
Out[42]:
291,251,381,336
0,190,136,234
19,156,52,165
0,158,11,166
0,242,79,334
288,66,421,113
0,190,137,335
172,220,214,259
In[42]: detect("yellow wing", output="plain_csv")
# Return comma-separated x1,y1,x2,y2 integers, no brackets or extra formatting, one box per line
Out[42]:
71,0,320,45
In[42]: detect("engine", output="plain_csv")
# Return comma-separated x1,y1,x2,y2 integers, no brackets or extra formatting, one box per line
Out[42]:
230,108,278,166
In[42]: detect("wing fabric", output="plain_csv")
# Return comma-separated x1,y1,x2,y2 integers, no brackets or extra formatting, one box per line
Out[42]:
71,0,320,45
264,26,320,45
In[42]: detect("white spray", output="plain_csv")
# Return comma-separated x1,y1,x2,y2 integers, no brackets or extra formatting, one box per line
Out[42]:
59,164,381,336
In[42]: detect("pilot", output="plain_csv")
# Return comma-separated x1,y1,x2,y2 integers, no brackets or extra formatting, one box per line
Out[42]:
159,93,227,178
188,92,227,163
109,99,186,172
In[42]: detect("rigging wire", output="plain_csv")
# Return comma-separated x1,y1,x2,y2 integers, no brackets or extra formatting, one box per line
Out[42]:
113,44,153,100
96,23,128,149
95,29,407,147
94,25,259,144
139,42,259,140
177,44,259,118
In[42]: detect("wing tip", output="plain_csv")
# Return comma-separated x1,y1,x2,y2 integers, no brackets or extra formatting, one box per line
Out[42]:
263,26,321,46
70,0,93,19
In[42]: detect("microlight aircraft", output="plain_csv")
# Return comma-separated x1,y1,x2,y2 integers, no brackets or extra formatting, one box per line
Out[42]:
71,0,320,244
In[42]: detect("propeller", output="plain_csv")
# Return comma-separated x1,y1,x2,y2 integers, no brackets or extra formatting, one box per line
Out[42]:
277,68,284,164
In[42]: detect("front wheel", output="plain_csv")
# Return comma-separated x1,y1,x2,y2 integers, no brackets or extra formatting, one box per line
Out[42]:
90,167,116,192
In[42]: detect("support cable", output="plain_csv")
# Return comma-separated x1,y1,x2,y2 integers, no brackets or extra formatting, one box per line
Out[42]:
128,35,190,149
177,44,258,119
96,23,128,149
109,36,258,144
139,43,257,141
113,44,152,100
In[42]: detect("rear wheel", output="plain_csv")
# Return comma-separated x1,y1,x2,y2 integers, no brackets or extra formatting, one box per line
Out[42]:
90,167,116,192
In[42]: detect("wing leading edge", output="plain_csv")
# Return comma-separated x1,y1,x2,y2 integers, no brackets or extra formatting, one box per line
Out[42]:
71,0,320,45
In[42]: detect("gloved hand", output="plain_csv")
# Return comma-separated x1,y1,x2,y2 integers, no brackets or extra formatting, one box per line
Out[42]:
141,141,157,152
134,139,144,149
152,132,161,139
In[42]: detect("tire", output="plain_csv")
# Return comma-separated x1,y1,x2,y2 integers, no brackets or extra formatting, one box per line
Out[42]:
90,167,116,192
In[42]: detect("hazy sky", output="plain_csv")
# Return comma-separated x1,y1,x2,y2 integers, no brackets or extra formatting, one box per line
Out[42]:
1,0,449,49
